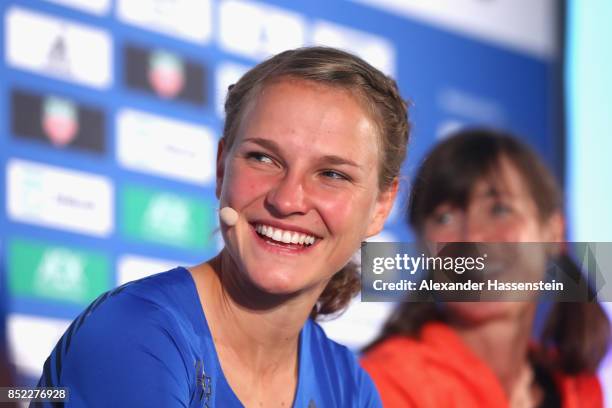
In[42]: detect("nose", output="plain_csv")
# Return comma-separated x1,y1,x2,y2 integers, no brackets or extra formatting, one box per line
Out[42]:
264,172,310,217
460,214,486,242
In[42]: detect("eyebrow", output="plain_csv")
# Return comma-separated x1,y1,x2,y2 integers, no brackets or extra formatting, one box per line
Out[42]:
242,137,281,154
477,186,508,199
242,137,363,169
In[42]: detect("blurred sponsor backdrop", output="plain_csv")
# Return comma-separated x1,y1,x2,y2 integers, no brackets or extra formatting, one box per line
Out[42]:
0,0,608,400
566,0,612,400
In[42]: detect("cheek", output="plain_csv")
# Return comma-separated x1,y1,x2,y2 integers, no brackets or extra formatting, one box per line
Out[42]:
315,189,374,237
222,163,272,206
497,218,543,242
426,229,456,243
423,224,460,243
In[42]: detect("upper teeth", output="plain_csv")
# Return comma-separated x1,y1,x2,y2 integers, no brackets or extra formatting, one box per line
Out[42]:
255,224,316,245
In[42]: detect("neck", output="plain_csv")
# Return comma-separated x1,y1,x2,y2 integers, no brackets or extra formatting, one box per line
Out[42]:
451,303,536,396
190,252,324,374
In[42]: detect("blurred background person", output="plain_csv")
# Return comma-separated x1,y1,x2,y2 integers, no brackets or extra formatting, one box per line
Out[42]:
361,129,611,408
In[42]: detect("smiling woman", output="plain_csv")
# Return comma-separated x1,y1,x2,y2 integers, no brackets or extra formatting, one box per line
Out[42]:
34,47,410,407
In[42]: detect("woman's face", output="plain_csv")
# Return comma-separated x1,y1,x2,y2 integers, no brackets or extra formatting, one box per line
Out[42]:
423,156,556,243
422,156,563,322
216,79,396,296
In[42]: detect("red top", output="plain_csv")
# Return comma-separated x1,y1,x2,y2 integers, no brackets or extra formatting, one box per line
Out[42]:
361,322,603,408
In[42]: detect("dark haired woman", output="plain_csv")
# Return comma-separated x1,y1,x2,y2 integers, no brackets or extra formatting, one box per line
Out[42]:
35,47,410,407
361,129,610,407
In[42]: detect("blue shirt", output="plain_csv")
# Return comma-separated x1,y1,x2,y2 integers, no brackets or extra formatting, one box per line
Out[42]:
35,267,382,407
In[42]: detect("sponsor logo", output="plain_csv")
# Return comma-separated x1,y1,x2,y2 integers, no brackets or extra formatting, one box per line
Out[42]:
117,255,183,285
7,314,71,378
121,184,214,250
116,109,215,185
437,87,505,123
42,97,78,146
148,50,186,99
124,44,206,106
44,0,111,15
218,0,306,60
116,0,212,43
7,238,111,305
11,89,106,154
5,7,113,89
311,20,396,76
144,194,192,243
35,248,87,301
6,159,114,236
215,62,250,117
46,30,71,76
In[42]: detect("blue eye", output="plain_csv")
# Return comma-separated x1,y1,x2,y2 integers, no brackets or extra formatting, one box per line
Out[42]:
491,202,512,216
321,170,349,181
435,212,453,225
246,152,274,164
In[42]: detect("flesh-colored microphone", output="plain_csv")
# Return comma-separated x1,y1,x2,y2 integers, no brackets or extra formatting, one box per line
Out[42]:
219,206,239,227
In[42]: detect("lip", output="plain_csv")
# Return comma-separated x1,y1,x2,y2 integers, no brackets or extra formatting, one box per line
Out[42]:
249,223,320,255
249,218,323,239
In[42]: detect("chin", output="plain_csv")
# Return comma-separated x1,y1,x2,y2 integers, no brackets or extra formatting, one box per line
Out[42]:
446,301,519,325
246,265,311,296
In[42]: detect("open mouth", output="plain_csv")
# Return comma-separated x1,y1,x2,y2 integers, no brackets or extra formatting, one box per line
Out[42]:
250,222,320,251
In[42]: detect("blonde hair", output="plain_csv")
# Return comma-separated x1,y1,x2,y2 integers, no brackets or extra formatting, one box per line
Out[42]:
222,47,410,319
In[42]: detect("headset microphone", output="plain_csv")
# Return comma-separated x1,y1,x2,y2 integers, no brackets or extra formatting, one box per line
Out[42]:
219,206,239,227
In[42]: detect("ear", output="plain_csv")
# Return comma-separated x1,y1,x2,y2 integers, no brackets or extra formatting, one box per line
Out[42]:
544,210,565,242
543,210,565,257
215,138,226,200
365,178,399,238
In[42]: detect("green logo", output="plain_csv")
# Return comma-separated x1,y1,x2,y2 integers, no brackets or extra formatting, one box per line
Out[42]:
8,238,111,305
121,184,214,250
